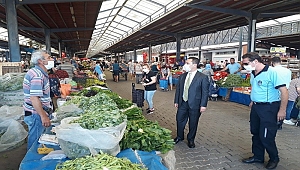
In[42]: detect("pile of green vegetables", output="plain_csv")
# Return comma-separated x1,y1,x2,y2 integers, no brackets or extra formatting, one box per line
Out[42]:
70,87,133,109
56,153,145,170
65,93,126,129
120,109,174,154
217,74,244,87
64,89,174,153
0,73,25,92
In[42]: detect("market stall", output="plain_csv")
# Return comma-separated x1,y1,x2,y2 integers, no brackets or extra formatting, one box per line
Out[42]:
215,71,251,106
19,85,175,170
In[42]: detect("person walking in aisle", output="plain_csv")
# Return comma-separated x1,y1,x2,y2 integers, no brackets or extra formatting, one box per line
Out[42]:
241,52,288,169
173,57,210,148
135,61,143,84
142,64,157,114
112,60,120,82
23,50,53,150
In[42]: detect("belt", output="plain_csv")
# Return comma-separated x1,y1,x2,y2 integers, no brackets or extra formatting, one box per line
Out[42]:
25,111,32,116
253,101,280,105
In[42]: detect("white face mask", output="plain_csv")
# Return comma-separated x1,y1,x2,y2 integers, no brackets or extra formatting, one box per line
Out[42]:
143,69,148,73
244,64,255,71
45,60,54,70
183,64,191,72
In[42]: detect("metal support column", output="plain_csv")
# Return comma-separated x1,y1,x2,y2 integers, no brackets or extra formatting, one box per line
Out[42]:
58,40,62,58
148,43,152,62
250,19,257,52
198,45,202,62
176,34,182,61
297,50,300,59
134,49,137,62
247,15,257,52
238,26,243,61
247,17,253,52
6,0,20,62
45,29,51,54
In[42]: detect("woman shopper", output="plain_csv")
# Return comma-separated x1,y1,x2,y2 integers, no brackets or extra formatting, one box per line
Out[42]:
142,64,157,114
283,73,300,125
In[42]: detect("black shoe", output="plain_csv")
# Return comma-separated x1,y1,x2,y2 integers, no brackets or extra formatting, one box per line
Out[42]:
173,137,182,144
242,157,264,164
187,141,195,148
265,160,279,169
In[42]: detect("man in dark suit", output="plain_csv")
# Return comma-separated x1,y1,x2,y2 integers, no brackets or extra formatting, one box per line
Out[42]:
174,57,210,148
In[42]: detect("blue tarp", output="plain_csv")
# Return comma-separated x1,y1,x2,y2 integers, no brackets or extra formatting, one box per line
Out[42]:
19,140,69,170
117,148,167,170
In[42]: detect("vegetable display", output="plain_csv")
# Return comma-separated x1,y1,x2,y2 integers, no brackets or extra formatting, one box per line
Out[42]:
122,107,145,121
120,119,174,154
217,74,244,87
71,109,126,129
0,73,25,92
56,153,144,170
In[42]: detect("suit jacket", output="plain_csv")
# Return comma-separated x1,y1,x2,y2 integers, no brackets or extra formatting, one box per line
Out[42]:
174,71,210,110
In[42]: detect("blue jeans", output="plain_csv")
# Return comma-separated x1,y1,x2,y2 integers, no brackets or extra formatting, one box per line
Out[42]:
168,76,172,85
286,100,295,120
144,90,156,109
24,113,45,150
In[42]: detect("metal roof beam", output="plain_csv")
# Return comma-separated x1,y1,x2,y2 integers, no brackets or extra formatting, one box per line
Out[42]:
118,14,140,24
62,39,91,42
109,26,127,33
113,21,133,29
186,4,251,17
16,0,105,5
98,6,121,13
146,0,164,7
51,27,94,32
123,6,150,17
140,30,174,37
259,12,300,18
96,15,115,21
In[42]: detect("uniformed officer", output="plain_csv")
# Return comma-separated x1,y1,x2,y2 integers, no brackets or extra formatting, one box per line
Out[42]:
241,52,288,169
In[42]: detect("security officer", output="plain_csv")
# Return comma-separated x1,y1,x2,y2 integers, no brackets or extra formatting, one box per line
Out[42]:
241,52,288,169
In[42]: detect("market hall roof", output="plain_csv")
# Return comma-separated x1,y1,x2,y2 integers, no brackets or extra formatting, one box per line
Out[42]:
89,0,300,56
0,0,103,52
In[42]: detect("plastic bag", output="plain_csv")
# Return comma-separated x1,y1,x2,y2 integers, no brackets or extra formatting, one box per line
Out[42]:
41,150,67,161
52,104,83,123
0,119,28,152
117,148,168,170
55,117,126,159
158,150,176,170
0,105,24,122
60,84,71,98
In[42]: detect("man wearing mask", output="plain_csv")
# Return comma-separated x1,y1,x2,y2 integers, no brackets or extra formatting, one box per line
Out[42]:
23,50,53,150
220,58,242,75
174,57,209,148
241,52,288,169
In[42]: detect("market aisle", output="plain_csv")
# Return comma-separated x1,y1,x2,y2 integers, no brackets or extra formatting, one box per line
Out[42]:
105,71,300,170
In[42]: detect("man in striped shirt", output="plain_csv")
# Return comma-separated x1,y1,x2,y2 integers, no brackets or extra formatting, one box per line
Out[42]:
23,50,52,150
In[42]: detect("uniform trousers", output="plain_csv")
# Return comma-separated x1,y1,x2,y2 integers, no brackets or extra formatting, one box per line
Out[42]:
250,102,280,162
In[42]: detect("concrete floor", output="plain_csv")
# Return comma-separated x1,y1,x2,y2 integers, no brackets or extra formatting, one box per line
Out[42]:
1,71,300,170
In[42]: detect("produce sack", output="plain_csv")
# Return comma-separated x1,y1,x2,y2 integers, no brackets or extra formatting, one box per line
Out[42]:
52,104,83,123
117,148,168,170
0,105,24,122
0,89,24,106
0,119,27,152
55,117,126,159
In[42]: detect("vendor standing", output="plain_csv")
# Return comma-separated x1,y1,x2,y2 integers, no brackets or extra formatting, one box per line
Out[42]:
241,52,288,169
23,50,52,150
220,58,242,75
